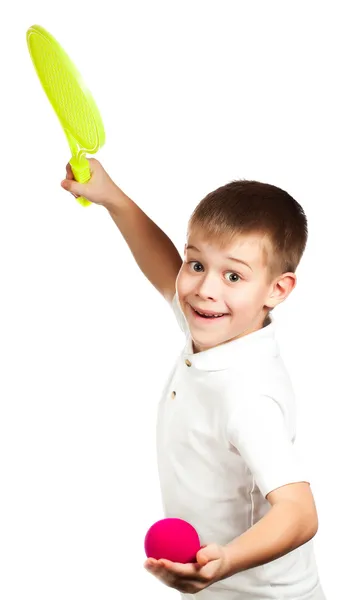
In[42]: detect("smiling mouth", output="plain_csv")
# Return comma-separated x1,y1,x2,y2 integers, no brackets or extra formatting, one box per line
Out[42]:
190,306,229,319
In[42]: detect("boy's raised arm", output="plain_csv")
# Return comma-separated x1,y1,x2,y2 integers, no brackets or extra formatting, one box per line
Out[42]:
107,188,182,302
61,158,182,302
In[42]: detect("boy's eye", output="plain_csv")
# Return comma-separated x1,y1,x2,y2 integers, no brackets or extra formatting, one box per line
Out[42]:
189,261,204,272
224,271,241,283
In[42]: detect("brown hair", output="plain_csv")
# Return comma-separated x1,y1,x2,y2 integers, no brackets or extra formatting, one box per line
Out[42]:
188,180,308,280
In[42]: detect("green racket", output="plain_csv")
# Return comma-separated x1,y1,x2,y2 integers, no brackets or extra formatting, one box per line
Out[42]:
26,24,106,207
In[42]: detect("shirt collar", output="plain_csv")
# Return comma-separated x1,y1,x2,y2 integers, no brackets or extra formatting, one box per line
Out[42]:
182,318,279,372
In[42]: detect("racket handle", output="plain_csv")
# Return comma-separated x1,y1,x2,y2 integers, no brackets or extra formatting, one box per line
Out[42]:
69,156,91,207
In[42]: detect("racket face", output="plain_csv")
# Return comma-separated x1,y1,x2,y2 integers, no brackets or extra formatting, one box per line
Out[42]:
26,25,105,153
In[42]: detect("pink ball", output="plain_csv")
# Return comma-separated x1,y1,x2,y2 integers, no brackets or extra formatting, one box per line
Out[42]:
144,518,201,563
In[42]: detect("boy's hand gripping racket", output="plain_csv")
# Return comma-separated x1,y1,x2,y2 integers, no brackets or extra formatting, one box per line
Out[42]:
26,25,105,207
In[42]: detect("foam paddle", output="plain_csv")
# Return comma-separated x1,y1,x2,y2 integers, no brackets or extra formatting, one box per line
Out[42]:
26,24,105,207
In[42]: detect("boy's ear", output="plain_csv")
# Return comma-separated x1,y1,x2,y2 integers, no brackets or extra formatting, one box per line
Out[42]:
266,273,297,308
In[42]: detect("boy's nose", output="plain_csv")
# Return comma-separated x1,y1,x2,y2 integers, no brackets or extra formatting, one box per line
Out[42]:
194,275,219,301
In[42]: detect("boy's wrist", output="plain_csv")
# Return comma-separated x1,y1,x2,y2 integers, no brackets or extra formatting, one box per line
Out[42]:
101,186,128,213
221,542,244,578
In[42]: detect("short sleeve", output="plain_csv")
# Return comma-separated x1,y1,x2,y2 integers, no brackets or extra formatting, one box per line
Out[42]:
171,293,189,335
227,394,310,498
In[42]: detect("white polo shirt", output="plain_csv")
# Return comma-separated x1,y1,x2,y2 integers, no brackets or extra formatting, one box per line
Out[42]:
156,294,326,599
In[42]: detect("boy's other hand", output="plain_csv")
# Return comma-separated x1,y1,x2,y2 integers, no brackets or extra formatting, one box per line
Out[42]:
144,543,231,594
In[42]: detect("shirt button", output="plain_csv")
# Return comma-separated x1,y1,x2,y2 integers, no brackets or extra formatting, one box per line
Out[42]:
185,359,192,367
171,391,176,399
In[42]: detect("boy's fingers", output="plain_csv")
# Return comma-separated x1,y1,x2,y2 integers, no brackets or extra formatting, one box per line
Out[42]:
144,558,159,569
66,163,74,180
61,178,84,198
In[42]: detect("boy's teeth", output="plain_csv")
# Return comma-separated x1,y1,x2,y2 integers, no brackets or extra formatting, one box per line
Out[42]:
197,310,224,317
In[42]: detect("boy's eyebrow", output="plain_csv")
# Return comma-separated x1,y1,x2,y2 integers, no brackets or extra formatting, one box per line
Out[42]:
186,245,253,271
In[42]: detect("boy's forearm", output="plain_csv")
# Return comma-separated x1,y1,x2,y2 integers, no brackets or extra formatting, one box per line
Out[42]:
103,188,182,299
222,501,318,579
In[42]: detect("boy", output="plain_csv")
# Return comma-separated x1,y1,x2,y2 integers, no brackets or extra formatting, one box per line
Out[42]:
61,160,326,599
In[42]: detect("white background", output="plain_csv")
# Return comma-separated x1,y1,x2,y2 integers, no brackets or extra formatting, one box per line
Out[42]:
1,1,356,598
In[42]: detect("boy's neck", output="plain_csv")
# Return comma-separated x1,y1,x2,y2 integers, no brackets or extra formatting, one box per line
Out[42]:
263,313,272,327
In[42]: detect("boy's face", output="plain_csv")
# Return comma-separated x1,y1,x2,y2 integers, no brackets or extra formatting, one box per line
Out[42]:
176,230,295,353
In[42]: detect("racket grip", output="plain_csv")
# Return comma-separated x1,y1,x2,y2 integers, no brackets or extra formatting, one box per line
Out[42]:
69,156,91,207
